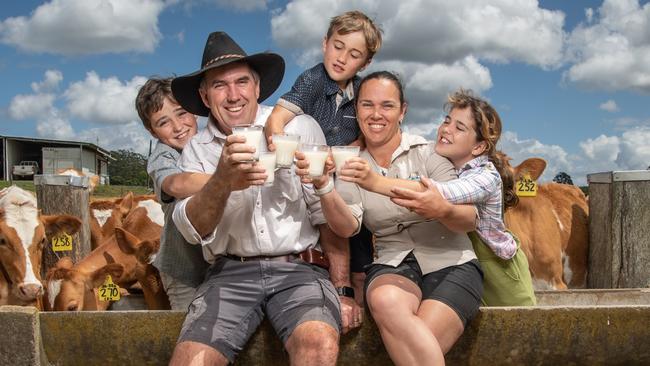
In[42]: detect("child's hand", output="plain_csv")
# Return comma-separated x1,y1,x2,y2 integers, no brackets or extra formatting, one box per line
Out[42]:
337,157,377,190
264,118,285,152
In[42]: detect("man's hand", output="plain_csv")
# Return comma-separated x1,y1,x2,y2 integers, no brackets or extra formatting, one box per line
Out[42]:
390,177,452,219
339,295,363,334
217,134,267,191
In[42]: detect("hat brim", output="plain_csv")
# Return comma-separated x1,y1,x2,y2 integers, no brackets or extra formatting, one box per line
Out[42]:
172,53,285,117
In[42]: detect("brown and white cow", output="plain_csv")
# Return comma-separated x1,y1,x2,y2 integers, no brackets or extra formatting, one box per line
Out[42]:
0,186,81,307
502,156,589,290
88,192,158,249
45,196,164,311
115,227,170,310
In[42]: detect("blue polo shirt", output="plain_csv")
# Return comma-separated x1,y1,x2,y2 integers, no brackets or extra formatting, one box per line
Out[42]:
277,63,360,146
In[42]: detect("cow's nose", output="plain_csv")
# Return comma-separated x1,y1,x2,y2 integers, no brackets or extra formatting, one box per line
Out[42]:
18,283,43,299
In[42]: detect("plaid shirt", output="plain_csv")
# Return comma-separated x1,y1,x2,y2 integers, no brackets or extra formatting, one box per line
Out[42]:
433,155,517,260
276,63,360,146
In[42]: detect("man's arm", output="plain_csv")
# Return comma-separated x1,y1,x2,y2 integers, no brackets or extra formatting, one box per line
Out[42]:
162,172,211,200
185,135,267,237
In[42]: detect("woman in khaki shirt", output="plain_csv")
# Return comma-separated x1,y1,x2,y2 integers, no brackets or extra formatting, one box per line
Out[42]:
296,71,483,366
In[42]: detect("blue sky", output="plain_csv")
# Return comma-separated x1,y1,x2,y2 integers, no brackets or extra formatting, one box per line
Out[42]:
1,0,649,185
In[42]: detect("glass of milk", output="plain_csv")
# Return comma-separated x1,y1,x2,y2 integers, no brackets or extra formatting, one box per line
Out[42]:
300,144,329,178
232,124,264,161
258,152,277,187
331,146,360,174
273,133,301,168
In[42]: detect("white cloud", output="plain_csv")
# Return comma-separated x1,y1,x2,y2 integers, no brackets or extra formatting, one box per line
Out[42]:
9,93,56,120
77,121,154,155
64,71,148,125
599,99,619,112
564,0,650,93
35,113,75,140
0,0,165,55
215,0,267,12
272,0,566,68
30,70,63,93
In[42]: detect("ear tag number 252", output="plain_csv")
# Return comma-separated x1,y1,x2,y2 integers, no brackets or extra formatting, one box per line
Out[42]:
516,173,537,197
98,275,121,301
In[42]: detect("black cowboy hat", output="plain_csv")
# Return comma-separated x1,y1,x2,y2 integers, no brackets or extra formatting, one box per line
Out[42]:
171,31,285,117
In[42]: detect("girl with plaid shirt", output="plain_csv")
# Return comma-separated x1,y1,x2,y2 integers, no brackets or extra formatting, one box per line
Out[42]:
422,89,536,306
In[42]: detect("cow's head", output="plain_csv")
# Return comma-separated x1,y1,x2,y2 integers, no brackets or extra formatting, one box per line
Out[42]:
0,186,81,304
45,257,124,311
115,227,160,265
89,192,136,248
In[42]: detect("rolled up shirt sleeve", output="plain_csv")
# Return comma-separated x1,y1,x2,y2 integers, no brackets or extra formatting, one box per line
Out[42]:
172,196,218,246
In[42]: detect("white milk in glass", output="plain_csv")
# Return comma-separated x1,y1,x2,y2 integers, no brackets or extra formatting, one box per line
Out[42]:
258,152,277,186
273,134,300,168
332,146,360,174
303,150,329,178
232,125,263,161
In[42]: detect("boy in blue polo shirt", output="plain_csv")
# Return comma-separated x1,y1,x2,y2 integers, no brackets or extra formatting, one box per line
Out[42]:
265,10,382,304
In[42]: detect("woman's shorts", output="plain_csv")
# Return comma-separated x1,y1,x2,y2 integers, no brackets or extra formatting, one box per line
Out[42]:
364,253,483,327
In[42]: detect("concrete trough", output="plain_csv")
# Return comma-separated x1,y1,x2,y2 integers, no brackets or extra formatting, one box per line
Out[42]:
0,303,640,365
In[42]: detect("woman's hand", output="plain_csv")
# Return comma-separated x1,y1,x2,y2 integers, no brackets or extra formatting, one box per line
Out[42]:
294,150,333,188
390,177,452,219
338,157,378,191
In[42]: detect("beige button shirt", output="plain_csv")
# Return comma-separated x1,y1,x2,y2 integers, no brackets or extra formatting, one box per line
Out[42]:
337,132,477,274
172,105,327,263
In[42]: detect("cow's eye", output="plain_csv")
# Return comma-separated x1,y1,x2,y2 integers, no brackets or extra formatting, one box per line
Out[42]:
66,303,78,311
40,237,46,247
0,237,6,246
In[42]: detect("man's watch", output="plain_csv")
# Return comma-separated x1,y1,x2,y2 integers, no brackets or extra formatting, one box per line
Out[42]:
336,286,355,298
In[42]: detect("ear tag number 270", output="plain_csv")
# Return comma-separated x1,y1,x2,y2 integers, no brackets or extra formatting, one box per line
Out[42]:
98,275,121,302
51,232,73,252
516,173,537,197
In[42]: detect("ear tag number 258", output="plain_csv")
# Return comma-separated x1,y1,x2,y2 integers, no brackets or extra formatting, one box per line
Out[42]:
516,173,537,197
98,275,121,302
51,232,73,252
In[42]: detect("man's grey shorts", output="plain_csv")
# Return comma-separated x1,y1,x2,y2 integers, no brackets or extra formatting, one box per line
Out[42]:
177,256,342,362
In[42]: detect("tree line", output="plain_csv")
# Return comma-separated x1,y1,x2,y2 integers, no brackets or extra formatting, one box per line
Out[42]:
108,149,148,186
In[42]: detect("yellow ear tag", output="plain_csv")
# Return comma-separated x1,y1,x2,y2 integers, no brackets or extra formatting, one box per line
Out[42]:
98,275,121,302
51,232,73,252
516,173,538,197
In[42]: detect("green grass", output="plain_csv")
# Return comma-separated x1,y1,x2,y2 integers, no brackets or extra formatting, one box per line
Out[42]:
1,180,151,198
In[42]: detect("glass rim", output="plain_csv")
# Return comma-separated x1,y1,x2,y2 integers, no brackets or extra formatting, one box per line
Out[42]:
272,133,301,139
232,124,262,130
331,145,360,151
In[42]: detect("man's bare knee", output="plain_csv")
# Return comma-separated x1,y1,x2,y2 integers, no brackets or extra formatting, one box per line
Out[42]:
169,341,229,366
286,321,339,365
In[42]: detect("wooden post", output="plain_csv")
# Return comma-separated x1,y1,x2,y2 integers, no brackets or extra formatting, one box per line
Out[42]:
34,175,92,279
587,170,650,288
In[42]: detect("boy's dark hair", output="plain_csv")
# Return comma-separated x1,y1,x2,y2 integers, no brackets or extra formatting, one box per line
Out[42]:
135,77,176,132
327,10,383,60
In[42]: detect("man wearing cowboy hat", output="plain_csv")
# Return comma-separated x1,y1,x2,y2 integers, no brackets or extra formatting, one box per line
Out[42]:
168,32,355,366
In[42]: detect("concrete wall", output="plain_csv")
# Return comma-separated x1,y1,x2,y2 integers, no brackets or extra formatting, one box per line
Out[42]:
1,305,649,366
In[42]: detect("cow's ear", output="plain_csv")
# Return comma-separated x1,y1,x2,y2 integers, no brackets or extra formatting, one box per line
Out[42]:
90,263,124,288
119,192,135,216
135,239,159,264
114,227,140,255
42,214,82,238
514,158,547,180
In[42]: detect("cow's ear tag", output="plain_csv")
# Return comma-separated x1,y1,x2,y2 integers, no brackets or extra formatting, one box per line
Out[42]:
516,173,538,197
98,275,121,301
51,232,73,252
